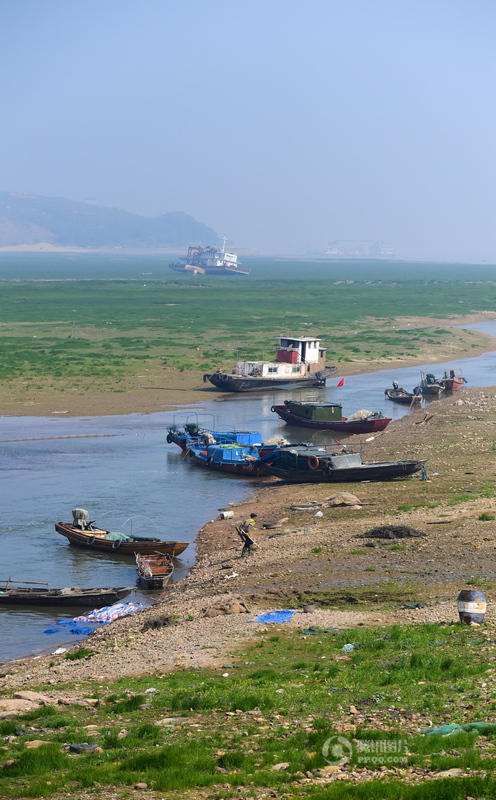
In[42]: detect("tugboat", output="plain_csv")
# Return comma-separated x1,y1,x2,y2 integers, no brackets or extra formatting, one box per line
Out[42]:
169,238,249,276
203,335,337,392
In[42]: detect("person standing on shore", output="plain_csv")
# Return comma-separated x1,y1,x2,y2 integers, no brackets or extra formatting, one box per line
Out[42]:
236,513,257,557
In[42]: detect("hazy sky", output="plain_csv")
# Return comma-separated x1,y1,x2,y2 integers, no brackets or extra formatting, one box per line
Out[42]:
1,0,496,260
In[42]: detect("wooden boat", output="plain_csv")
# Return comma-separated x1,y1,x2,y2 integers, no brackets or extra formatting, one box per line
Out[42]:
259,445,426,484
0,580,132,607
416,373,444,397
203,335,336,392
55,509,188,557
185,443,267,476
385,387,422,405
136,553,174,590
439,369,467,391
271,400,391,433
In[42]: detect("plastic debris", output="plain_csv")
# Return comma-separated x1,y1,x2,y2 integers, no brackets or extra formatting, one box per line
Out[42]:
69,743,99,753
253,610,296,624
44,601,143,635
342,643,355,653
423,722,496,736
52,647,67,655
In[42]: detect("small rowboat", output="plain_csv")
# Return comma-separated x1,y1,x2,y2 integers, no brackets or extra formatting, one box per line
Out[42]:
385,388,422,406
55,509,188,557
136,553,174,590
0,580,132,607
439,370,467,391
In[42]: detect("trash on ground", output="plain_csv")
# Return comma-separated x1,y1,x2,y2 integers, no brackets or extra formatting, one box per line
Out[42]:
423,722,496,736
44,601,143,636
252,610,296,624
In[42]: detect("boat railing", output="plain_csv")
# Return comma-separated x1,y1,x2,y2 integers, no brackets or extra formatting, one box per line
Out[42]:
0,578,50,589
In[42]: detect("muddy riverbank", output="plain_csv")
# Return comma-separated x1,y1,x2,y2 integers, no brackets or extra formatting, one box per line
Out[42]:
3,384,496,690
1,314,495,417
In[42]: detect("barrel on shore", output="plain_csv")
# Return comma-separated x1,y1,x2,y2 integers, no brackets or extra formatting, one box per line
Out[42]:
457,589,486,624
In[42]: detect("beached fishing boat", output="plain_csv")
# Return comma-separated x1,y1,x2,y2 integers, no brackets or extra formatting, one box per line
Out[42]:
166,422,262,452
271,400,391,433
415,373,444,397
203,335,336,392
259,445,426,483
136,553,174,590
439,369,467,391
384,384,422,405
0,580,132,607
55,509,188,556
185,443,267,476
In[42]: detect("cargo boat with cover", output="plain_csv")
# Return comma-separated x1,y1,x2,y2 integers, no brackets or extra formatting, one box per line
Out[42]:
204,335,337,392
259,445,426,483
167,422,262,452
185,442,267,476
271,400,391,433
0,579,132,607
55,509,189,556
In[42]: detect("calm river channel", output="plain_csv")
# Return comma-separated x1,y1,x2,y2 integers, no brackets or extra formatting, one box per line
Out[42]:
1,321,495,662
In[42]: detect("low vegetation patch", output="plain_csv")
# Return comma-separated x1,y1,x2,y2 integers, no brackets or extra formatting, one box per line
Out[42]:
2,622,494,797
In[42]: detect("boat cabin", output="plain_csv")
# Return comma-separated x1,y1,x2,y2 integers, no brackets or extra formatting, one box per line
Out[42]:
277,336,326,367
284,400,343,422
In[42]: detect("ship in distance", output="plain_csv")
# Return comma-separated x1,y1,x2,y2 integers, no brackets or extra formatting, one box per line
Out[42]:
169,238,249,276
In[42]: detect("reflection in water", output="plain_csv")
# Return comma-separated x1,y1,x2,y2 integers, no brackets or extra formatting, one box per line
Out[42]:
1,320,495,661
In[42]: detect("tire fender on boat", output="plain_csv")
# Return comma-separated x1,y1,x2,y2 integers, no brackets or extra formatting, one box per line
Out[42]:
308,455,320,470
166,433,173,444
271,405,276,412
112,540,121,550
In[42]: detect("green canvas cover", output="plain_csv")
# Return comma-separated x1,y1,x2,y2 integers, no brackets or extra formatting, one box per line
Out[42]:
106,531,132,542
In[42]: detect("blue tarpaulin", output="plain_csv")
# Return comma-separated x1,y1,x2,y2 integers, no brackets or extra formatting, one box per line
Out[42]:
253,610,296,624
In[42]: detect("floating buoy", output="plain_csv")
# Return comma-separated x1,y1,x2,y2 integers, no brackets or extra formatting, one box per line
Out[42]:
457,589,486,625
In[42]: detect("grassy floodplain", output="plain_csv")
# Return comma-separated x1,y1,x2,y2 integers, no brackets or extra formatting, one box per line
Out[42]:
1,255,496,392
2,622,496,798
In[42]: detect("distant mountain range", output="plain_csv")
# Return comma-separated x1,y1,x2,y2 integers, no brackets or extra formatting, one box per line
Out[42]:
0,192,217,249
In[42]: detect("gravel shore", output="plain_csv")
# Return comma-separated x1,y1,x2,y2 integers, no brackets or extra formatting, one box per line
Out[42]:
3,384,496,693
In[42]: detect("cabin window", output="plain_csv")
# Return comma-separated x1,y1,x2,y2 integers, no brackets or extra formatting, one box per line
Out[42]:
268,366,278,373
292,366,300,373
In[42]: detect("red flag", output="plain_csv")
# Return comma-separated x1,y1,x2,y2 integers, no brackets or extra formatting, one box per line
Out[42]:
337,377,345,387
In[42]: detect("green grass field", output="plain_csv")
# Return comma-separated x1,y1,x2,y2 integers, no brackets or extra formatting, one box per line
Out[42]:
1,255,495,381
1,622,495,798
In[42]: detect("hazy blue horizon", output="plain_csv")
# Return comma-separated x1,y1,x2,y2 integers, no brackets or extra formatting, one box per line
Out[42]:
1,0,495,261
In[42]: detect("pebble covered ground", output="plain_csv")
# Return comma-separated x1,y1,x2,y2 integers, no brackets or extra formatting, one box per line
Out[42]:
2,385,496,692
